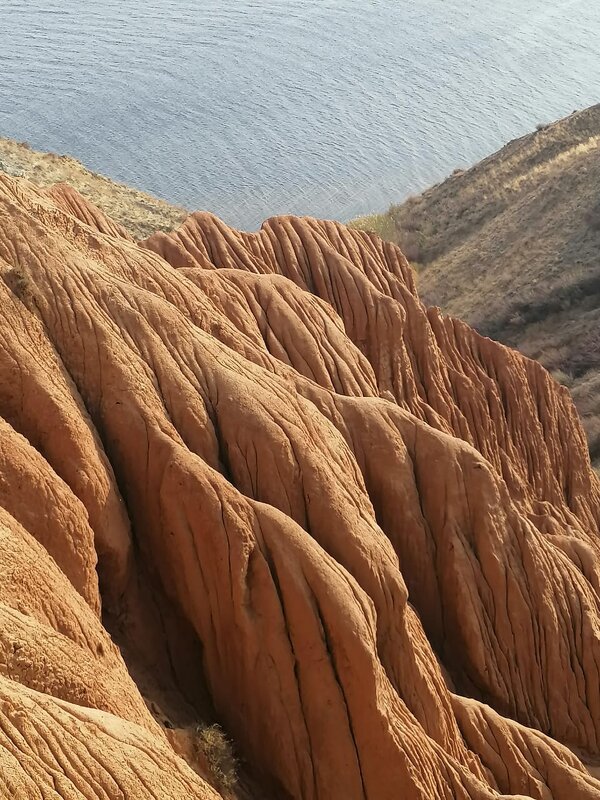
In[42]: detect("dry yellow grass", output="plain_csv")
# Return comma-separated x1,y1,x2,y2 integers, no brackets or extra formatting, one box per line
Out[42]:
193,724,238,796
0,137,187,239
350,105,600,465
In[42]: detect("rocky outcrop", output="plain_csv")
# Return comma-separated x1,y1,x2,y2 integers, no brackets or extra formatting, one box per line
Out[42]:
0,173,599,798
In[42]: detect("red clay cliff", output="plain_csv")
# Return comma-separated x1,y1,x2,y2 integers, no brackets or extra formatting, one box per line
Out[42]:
0,175,599,798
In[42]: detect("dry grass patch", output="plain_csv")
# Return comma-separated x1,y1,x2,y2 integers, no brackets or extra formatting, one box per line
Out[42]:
194,723,238,795
0,137,187,239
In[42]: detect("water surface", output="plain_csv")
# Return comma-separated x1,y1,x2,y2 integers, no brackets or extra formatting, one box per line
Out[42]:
1,1,599,228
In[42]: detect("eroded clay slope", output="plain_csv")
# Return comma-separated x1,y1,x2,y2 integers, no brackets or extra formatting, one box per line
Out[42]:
0,174,599,799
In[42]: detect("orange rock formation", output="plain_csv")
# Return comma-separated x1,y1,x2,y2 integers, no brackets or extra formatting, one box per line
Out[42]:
0,174,599,799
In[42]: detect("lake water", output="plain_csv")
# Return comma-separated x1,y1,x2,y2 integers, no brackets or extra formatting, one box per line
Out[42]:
1,1,599,229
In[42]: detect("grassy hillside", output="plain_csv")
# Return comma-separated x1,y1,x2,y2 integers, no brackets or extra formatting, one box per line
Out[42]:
0,137,187,239
351,105,600,464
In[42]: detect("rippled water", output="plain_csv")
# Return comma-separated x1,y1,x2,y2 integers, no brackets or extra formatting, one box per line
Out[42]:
1,1,599,228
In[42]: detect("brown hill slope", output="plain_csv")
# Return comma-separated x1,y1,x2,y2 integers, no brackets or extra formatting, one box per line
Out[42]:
0,136,187,238
352,105,600,463
1,174,600,798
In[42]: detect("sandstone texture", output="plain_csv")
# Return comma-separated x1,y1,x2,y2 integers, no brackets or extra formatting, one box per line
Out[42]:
0,174,599,798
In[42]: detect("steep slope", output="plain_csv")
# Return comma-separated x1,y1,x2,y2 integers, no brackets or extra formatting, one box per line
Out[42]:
0,136,187,237
351,105,600,463
0,174,599,798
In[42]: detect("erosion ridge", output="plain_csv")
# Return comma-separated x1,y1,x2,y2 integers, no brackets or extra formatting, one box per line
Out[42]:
1,173,600,799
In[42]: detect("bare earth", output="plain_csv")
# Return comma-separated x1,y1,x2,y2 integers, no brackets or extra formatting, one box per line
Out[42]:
352,105,600,464
0,171,600,798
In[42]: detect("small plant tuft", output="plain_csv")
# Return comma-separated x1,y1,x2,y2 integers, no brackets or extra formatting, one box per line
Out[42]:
194,723,238,794
8,266,34,302
550,369,573,388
